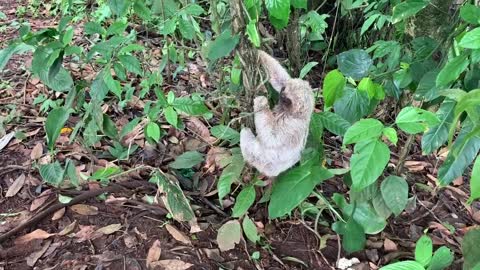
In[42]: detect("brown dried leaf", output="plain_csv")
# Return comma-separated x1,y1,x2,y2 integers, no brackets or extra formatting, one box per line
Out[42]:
30,189,52,211
58,221,77,236
26,239,52,267
15,229,54,245
453,176,464,186
165,224,191,245
96,223,122,235
52,207,65,221
124,234,137,248
70,204,99,215
186,118,215,143
150,259,193,270
30,142,43,160
383,238,397,252
205,147,231,172
74,225,97,242
146,239,162,269
6,174,26,197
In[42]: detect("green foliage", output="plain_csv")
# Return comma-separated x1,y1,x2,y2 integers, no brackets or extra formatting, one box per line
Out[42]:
462,227,480,270
169,151,204,169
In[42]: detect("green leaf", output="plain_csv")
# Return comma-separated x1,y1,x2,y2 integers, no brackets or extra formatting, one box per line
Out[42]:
246,21,261,48
468,155,480,204
268,160,333,218
350,140,390,191
118,55,143,75
91,166,122,181
380,260,425,270
392,0,429,24
415,69,441,101
323,69,346,108
184,4,205,15
160,18,177,35
172,97,209,115
462,227,480,270
102,114,118,139
62,27,74,45
460,4,480,24
415,235,433,267
380,176,408,216
291,0,306,9
39,161,65,186
358,77,376,99
0,43,33,71
169,151,204,169
343,202,387,234
218,148,245,201
84,22,105,35
211,125,240,145
334,86,374,123
164,106,178,128
361,14,380,36
242,216,260,243
459,27,480,49
265,0,291,25
217,220,241,251
372,193,392,219
91,71,109,101
395,107,440,134
436,54,469,87
337,49,373,80
45,107,70,151
421,100,455,154
438,119,480,185
343,218,366,253
299,62,318,79
428,246,453,270
317,111,351,136
120,118,140,138
382,127,398,145
145,122,161,143
343,119,384,145
309,113,324,144
232,185,256,217
207,29,240,61
133,0,151,20
108,0,129,17
178,17,195,40
150,173,195,222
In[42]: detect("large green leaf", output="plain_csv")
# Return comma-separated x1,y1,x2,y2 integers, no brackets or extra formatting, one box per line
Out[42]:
428,246,453,270
39,161,65,186
232,185,256,217
169,151,204,169
350,139,390,191
421,100,455,154
178,17,196,40
395,107,440,134
380,176,408,216
460,4,480,24
343,118,384,145
337,49,373,80
218,148,245,201
91,71,110,101
462,227,480,270
343,218,366,253
391,0,429,24
380,261,425,270
164,106,178,128
118,55,143,75
317,111,351,136
415,69,441,101
211,125,240,145
45,107,71,151
334,87,373,123
0,43,33,71
415,235,433,267
265,0,290,29
438,119,480,185
172,97,209,115
468,155,480,204
242,216,260,243
323,69,346,108
207,29,240,61
108,0,129,17
459,27,480,49
269,161,333,218
436,54,469,87
342,202,387,234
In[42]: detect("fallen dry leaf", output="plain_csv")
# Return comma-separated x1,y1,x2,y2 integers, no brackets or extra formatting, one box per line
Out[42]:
150,259,193,270
404,160,430,172
6,174,26,197
26,239,52,267
15,229,54,245
74,225,98,242
124,234,137,248
453,176,464,186
186,117,216,144
165,224,191,245
96,223,122,235
146,239,162,269
30,142,43,160
0,131,15,151
30,189,52,211
70,204,99,215
52,207,65,220
383,238,397,252
58,221,77,236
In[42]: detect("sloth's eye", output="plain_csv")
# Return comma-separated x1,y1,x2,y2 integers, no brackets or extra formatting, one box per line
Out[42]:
280,93,292,107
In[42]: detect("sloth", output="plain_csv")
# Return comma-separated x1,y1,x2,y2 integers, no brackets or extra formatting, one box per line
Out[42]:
240,50,315,177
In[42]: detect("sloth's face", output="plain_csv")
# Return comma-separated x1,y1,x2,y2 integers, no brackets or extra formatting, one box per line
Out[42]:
279,79,314,117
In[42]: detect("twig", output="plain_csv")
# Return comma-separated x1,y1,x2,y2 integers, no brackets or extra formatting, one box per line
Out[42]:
395,134,415,175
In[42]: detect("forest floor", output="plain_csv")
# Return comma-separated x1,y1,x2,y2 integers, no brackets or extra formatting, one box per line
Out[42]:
0,1,477,270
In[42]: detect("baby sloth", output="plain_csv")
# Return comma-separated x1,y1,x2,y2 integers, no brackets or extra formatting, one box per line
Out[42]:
240,50,315,177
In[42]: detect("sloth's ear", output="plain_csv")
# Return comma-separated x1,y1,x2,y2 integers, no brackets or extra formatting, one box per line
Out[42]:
258,50,291,92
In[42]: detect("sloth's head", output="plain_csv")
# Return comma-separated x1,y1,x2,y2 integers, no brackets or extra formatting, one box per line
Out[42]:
258,50,314,117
